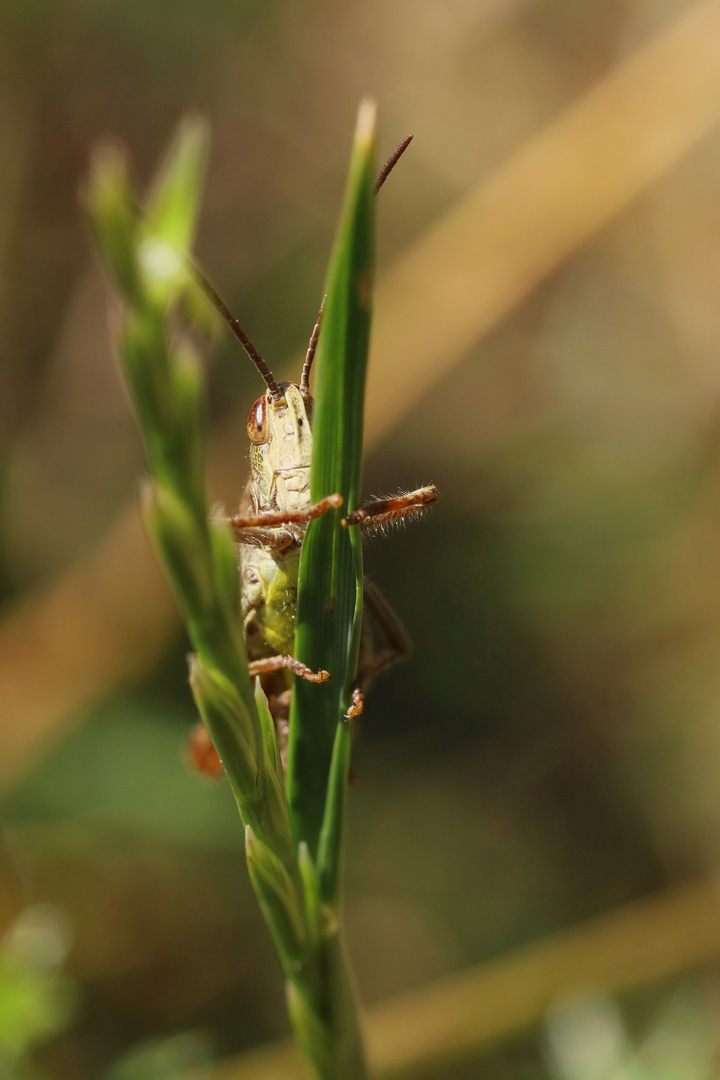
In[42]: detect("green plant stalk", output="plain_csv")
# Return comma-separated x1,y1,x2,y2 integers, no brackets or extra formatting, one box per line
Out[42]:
88,108,376,1079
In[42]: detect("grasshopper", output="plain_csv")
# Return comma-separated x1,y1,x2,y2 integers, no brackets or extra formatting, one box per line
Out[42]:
188,139,438,776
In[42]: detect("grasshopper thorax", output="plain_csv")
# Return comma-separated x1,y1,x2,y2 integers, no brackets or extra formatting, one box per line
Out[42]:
248,381,314,514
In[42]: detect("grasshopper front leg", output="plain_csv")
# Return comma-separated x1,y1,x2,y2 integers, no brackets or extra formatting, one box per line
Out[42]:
231,492,342,548
342,485,438,530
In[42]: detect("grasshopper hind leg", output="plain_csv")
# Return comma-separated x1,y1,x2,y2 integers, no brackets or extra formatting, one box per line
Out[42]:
346,577,412,719
186,660,327,778
248,655,329,682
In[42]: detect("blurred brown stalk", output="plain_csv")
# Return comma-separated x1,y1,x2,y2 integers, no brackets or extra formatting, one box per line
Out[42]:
201,877,720,1078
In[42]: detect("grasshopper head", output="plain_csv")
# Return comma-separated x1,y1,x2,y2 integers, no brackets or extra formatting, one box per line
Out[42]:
189,267,319,510
248,382,314,510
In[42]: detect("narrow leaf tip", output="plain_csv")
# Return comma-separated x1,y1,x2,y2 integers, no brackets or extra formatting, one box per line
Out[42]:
355,98,377,149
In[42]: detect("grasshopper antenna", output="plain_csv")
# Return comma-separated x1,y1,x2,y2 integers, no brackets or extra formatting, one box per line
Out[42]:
374,134,413,193
299,295,325,396
189,262,283,401
300,135,414,393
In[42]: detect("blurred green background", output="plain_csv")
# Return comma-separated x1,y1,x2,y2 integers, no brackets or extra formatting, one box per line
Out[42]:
2,0,720,1076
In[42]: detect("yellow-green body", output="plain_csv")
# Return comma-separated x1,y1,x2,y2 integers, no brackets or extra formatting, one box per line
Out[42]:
241,542,300,662
238,382,314,695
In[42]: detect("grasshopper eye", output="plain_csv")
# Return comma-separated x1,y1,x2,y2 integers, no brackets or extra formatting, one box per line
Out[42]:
247,395,269,444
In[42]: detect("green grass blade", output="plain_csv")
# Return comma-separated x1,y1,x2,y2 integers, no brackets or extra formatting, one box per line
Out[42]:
316,721,353,906
287,100,376,860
